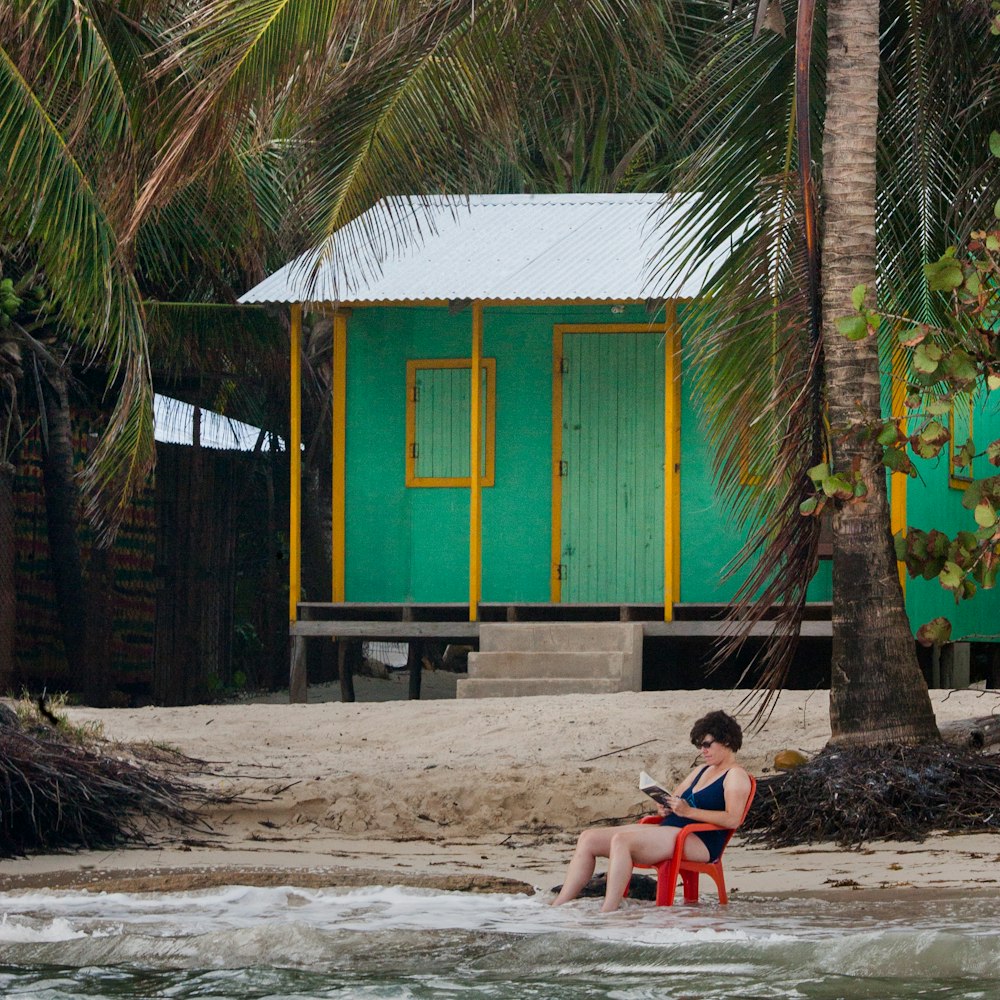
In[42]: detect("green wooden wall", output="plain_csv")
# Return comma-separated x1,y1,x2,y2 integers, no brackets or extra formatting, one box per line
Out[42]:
902,390,1000,642
342,302,831,605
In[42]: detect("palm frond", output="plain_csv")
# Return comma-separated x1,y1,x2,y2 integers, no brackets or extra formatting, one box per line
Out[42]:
300,0,672,292
1,5,155,529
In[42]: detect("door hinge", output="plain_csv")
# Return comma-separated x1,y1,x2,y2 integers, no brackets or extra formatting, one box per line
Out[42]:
411,385,420,403
410,442,419,459
557,460,568,477
559,356,569,374
555,563,567,581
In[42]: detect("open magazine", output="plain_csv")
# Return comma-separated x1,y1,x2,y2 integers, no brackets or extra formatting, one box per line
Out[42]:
639,770,673,808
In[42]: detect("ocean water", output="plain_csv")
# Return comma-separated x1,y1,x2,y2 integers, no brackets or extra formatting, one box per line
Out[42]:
0,884,998,999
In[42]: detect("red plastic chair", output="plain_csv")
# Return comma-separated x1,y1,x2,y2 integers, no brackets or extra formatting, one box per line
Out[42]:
627,774,756,906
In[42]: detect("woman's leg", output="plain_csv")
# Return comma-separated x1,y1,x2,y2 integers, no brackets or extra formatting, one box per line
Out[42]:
551,826,619,905
601,826,710,912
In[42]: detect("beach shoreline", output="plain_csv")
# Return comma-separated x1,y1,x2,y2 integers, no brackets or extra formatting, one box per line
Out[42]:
2,687,999,900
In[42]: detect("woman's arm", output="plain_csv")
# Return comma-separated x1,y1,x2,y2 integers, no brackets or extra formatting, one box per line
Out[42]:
665,768,752,829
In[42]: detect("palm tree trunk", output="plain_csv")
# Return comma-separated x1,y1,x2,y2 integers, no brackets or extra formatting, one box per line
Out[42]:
822,0,938,744
39,365,90,691
0,461,16,690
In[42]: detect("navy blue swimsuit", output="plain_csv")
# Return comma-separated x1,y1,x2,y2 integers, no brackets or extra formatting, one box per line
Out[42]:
659,766,730,861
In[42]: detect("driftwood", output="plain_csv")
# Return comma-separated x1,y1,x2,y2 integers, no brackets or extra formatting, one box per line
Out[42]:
743,742,1000,848
939,715,1000,751
0,721,215,857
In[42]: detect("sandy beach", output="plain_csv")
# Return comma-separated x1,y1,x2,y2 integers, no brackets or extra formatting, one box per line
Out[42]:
3,685,1000,900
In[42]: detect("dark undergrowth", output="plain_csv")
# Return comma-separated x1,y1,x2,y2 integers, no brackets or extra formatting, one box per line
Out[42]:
0,706,218,858
743,743,1000,848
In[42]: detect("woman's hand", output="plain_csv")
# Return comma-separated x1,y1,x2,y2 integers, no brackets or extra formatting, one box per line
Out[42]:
667,794,692,817
655,802,669,817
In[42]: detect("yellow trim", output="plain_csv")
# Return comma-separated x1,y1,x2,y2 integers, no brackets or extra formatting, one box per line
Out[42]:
948,395,975,491
405,357,496,487
469,304,483,621
665,303,681,620
549,320,673,606
890,345,907,594
289,303,302,623
331,312,348,602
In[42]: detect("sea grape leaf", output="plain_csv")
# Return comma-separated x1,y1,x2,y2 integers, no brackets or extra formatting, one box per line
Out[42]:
924,255,964,292
836,315,868,341
942,349,977,384
806,463,829,485
913,342,943,374
877,422,901,446
822,475,856,501
851,284,867,310
975,501,997,528
916,617,952,647
939,560,964,592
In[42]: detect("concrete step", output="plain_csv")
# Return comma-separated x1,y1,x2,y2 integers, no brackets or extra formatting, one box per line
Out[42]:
455,677,623,699
468,650,627,680
478,622,642,653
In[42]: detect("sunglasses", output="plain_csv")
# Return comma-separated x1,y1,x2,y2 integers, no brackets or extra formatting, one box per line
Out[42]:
696,739,717,750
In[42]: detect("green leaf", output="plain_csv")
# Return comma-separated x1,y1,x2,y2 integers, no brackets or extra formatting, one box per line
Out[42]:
926,399,952,416
988,440,1000,467
851,284,867,310
877,422,901,446
988,235,1000,252
911,419,950,459
956,531,979,555
894,533,908,561
836,315,869,341
991,131,1000,157
883,447,912,474
898,326,927,348
924,256,964,291
942,349,978,384
913,342,943,374
988,375,1000,391
975,501,997,528
939,560,964,591
822,474,856,501
916,617,953,647
806,463,829,486
799,497,818,516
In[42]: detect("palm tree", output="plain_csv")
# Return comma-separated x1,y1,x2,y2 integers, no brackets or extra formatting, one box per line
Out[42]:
666,0,998,742
0,0,300,696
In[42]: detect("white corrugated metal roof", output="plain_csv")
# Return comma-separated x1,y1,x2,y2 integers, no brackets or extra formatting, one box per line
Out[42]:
239,193,722,305
154,394,283,451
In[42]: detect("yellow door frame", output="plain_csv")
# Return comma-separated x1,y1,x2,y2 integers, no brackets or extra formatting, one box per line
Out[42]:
890,344,907,595
469,302,484,621
550,318,680,620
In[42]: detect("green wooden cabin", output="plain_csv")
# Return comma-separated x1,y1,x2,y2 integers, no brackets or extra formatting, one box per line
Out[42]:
240,194,1000,689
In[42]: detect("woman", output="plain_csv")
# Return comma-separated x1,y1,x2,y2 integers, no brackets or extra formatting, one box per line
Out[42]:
551,710,753,912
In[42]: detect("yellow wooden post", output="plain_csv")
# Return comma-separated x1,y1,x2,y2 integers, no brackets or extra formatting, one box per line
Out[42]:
890,344,907,594
664,302,681,621
289,303,303,622
331,311,348,602
550,327,564,603
469,302,483,621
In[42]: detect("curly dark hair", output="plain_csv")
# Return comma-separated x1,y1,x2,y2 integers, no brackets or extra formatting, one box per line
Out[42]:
690,710,742,752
